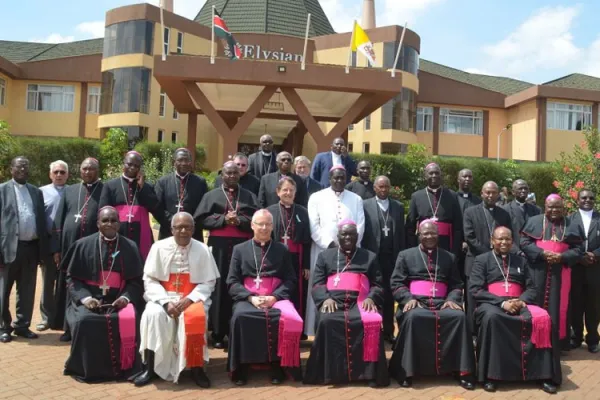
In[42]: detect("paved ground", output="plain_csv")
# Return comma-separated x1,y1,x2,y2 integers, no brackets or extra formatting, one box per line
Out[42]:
0,273,599,400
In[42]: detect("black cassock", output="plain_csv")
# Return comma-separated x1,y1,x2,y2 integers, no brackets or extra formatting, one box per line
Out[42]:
267,202,311,321
389,246,475,382
470,252,559,385
304,248,389,386
345,180,375,200
248,151,278,179
226,240,302,380
194,186,258,339
155,172,208,241
50,181,103,330
215,173,260,197
503,200,541,245
258,172,308,208
63,233,144,382
520,215,583,349
99,176,161,261
406,187,463,256
454,190,482,281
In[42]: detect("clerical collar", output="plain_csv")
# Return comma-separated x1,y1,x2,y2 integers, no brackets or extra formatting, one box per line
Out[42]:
224,184,238,192
376,197,389,203
175,172,189,180
427,186,441,193
458,190,470,198
493,250,508,259
261,151,272,157
253,239,271,247
84,179,100,187
360,179,370,185
419,245,435,254
515,199,526,207
100,233,118,242
122,174,135,183
12,179,26,188
580,208,593,216
176,241,192,251
280,201,293,209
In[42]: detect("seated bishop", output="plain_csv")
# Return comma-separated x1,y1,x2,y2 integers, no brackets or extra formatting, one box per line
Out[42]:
135,212,219,388
62,206,144,383
470,226,558,394
304,219,389,388
226,209,303,386
388,220,476,389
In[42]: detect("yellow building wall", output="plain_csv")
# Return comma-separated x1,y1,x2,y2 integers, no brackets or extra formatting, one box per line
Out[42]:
416,132,433,153
546,129,584,161
101,54,153,71
508,100,538,161
0,73,11,122
439,133,483,157
486,108,510,159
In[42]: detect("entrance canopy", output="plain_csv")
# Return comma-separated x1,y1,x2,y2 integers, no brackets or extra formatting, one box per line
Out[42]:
153,54,404,161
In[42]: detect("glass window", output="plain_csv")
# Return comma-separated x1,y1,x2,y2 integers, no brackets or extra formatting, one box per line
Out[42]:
364,114,371,130
362,142,370,154
0,78,5,106
380,88,417,132
26,84,75,112
177,32,183,54
159,89,166,117
547,102,592,131
348,124,354,131
158,129,164,143
103,20,154,57
417,106,433,132
164,27,170,56
439,109,483,135
171,131,178,143
348,142,354,152
101,67,152,115
87,86,100,114
351,51,357,67
383,42,420,76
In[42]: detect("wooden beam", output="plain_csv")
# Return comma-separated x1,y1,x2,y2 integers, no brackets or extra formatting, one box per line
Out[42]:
187,113,198,164
327,93,374,139
215,110,340,123
293,122,307,157
281,87,328,149
184,81,233,137
230,86,278,139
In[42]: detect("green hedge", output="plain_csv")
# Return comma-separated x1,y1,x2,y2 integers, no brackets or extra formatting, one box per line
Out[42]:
134,141,206,171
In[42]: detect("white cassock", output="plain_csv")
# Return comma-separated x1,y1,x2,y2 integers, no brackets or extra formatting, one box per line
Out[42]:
139,237,220,383
305,188,364,335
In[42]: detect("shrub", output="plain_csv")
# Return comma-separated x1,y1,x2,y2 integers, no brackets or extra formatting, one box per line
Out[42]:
134,141,206,172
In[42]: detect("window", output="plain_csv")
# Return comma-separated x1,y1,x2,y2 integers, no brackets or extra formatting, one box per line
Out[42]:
351,51,357,67
177,32,183,54
380,88,417,132
112,126,148,147
348,142,354,152
364,114,371,131
348,124,354,131
159,90,166,117
103,20,154,57
87,86,101,114
171,131,178,143
417,106,433,132
547,102,592,131
158,129,164,143
164,27,170,56
383,43,420,75
101,67,152,115
362,142,370,154
439,109,483,135
173,108,179,120
0,78,5,106
27,84,75,112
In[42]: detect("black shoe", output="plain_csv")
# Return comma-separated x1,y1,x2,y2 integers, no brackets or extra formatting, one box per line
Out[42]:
588,344,599,353
213,341,225,349
191,368,211,388
570,339,582,349
234,378,247,386
541,381,558,394
483,381,497,392
459,378,475,390
301,334,308,341
14,329,38,339
384,334,396,345
399,377,412,387
0,333,11,343
36,323,49,332
368,380,379,388
233,366,248,386
59,332,71,342
133,350,156,387
270,364,285,385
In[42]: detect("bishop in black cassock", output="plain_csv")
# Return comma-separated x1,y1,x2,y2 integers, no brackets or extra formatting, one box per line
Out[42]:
503,179,541,244
63,207,144,383
258,152,308,208
215,153,260,196
345,160,375,200
194,162,258,348
248,134,278,179
389,220,475,389
454,169,482,284
155,148,208,242
406,163,463,256
50,158,103,336
99,151,161,261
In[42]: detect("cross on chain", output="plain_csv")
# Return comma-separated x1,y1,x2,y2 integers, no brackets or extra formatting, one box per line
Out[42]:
74,213,82,223
176,202,184,211
430,286,438,295
333,275,341,287
382,226,390,237
126,212,134,223
99,283,110,296
282,234,290,245
503,281,511,293
254,276,263,289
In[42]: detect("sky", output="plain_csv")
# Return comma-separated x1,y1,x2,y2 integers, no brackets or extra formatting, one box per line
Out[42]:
3,0,600,84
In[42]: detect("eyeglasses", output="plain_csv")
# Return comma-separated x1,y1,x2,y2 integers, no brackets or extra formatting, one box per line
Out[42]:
252,222,273,228
172,225,193,232
53,170,67,175
236,163,247,167
280,158,292,162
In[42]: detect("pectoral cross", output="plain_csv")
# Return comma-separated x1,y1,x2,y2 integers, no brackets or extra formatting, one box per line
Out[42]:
99,283,110,296
254,276,262,289
430,286,438,295
172,275,183,293
551,233,559,242
126,212,134,223
282,234,290,245
382,226,390,237
503,281,511,293
74,213,82,223
333,275,341,287
176,202,183,211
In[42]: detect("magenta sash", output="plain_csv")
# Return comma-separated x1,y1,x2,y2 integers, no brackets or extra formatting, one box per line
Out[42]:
536,240,571,339
83,271,123,291
210,224,252,239
242,277,302,367
115,205,152,261
488,282,552,348
409,280,448,298
326,272,381,362
118,302,136,370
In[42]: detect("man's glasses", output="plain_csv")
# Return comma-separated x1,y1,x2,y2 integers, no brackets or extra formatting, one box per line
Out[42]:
172,225,193,232
280,158,292,162
581,196,595,200
53,170,67,175
236,163,247,167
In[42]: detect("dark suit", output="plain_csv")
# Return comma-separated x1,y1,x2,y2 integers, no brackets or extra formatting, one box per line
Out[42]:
502,200,541,245
257,172,308,209
248,151,278,179
361,197,405,336
303,176,323,198
568,210,600,346
310,151,357,187
0,180,48,334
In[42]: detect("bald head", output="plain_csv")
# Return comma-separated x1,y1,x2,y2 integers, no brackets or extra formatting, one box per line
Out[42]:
373,175,391,200
97,206,120,238
424,163,442,189
512,179,530,202
259,135,274,154
481,181,499,207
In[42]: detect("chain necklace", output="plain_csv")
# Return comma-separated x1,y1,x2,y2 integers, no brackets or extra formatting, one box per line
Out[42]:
98,234,121,296
542,216,566,242
221,184,240,215
482,204,496,248
377,200,391,237
74,181,100,223
333,247,357,287
251,240,272,289
278,202,295,245
119,177,138,223
426,187,443,221
175,172,190,212
492,252,512,294
418,247,439,296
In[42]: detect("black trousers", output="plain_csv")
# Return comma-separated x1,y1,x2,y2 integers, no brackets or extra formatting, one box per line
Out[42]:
379,253,395,336
570,264,600,345
0,241,39,334
39,256,56,324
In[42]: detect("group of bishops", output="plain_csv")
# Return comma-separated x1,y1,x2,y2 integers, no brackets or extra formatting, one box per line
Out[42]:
0,135,597,394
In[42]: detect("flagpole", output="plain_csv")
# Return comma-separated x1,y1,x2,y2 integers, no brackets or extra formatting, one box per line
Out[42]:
301,13,311,71
210,5,215,64
345,20,356,74
391,22,408,78
159,0,166,61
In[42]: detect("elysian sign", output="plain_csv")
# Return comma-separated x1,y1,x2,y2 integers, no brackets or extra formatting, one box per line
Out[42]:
241,44,304,63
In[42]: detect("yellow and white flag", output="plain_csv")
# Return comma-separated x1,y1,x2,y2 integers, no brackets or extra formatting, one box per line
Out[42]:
351,21,377,67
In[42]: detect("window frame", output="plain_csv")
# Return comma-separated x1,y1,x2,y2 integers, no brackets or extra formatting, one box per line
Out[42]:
0,78,6,106
158,129,164,143
364,114,371,131
417,106,433,132
159,89,166,117
163,27,170,56
176,31,183,54
171,131,178,143
439,108,483,136
87,86,101,114
362,142,370,154
26,84,75,113
547,101,592,131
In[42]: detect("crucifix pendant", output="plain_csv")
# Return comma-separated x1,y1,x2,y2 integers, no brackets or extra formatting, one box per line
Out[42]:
74,213,82,223
282,234,290,245
99,283,110,296
431,217,438,222
503,281,511,293
176,202,183,211
430,286,438,295
126,212,134,223
254,276,262,289
333,275,341,287
382,226,390,237
173,276,183,293
551,233,559,242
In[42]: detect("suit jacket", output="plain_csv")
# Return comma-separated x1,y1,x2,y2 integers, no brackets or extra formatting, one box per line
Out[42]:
0,180,48,265
361,197,405,264
248,151,278,178
258,172,308,208
502,200,541,244
304,176,323,197
310,151,357,187
569,210,600,280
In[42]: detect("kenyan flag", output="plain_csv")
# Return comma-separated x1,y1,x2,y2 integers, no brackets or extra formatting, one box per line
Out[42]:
213,11,242,60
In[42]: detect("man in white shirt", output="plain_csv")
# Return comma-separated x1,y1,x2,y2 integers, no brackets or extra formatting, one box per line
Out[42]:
310,138,357,187
135,212,220,387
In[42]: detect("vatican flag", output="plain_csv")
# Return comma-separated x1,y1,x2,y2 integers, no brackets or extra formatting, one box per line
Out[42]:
351,21,377,67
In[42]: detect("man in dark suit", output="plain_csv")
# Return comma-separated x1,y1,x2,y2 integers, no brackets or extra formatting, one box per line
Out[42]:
310,138,357,187
568,189,600,353
258,152,308,208
293,156,322,198
454,169,482,283
502,179,541,245
346,160,375,200
361,175,405,343
247,134,278,179
0,157,48,343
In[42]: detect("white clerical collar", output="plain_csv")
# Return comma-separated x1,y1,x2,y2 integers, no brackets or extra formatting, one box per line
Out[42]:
427,186,440,193
84,179,100,188
122,174,135,183
515,199,526,207
261,151,272,157
175,171,189,179
330,188,345,197
12,179,25,188
377,197,389,205
100,233,118,242
580,208,593,217
459,190,470,198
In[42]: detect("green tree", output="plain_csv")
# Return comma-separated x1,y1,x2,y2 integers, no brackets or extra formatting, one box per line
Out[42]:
99,128,128,180
0,120,17,181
